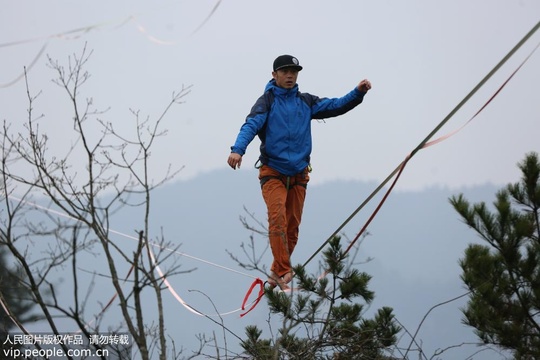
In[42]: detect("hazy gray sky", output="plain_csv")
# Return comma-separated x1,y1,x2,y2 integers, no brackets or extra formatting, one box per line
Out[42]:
2,0,539,192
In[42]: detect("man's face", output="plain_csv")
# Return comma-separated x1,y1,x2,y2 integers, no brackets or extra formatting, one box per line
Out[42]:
272,67,299,89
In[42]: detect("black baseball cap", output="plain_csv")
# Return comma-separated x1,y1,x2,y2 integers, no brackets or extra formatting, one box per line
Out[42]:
273,55,303,72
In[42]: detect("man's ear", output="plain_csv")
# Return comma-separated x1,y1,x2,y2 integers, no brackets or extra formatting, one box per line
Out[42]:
271,71,277,80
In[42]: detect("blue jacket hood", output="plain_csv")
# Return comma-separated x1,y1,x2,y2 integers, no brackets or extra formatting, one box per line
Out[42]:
265,79,299,97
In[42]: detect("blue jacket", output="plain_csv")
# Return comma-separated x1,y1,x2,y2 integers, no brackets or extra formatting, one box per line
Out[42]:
231,79,366,176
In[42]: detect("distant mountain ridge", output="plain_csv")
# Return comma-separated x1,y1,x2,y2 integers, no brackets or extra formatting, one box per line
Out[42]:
148,168,499,276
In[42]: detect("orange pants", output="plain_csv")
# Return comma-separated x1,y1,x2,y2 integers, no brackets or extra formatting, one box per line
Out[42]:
259,165,310,278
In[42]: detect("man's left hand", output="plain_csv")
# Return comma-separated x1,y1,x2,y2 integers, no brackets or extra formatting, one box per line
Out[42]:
357,79,372,92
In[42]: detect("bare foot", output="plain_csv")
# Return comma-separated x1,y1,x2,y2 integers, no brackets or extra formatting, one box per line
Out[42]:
267,273,278,288
282,271,294,284
268,272,290,291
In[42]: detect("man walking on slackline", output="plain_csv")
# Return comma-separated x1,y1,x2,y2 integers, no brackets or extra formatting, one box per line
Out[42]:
227,54,372,290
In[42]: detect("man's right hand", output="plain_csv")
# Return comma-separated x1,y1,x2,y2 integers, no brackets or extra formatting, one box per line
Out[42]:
227,153,242,170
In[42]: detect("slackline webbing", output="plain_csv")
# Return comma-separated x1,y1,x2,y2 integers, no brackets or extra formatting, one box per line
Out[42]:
302,19,540,268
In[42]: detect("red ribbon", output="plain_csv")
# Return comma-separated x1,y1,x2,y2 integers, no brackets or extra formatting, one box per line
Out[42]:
240,278,264,317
